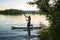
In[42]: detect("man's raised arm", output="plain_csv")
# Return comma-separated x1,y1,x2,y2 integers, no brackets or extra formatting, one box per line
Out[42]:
24,14,28,18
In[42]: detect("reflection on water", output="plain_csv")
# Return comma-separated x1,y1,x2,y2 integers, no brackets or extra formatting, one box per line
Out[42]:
0,14,49,40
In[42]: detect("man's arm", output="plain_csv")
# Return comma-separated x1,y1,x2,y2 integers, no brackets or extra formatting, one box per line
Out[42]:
24,14,28,18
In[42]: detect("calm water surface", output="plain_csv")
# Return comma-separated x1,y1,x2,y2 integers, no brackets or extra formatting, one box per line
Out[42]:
0,14,48,40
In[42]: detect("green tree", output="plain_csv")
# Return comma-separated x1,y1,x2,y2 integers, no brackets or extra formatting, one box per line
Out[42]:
28,0,60,40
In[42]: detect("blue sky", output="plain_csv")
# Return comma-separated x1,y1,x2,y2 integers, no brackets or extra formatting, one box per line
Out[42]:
0,0,38,10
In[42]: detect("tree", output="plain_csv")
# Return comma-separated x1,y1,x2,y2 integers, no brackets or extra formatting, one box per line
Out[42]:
28,0,60,40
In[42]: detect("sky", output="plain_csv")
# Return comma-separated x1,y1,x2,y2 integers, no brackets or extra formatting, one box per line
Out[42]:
0,0,38,10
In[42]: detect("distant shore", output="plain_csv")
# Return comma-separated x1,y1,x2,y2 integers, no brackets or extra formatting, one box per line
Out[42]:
0,9,38,15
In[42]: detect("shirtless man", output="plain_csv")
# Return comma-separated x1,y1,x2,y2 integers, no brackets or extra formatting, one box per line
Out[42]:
24,14,31,27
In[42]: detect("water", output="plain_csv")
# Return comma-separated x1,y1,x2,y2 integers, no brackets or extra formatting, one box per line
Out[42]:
0,14,48,40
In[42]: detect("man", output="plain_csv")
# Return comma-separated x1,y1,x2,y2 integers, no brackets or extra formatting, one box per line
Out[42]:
24,14,31,27
24,14,31,36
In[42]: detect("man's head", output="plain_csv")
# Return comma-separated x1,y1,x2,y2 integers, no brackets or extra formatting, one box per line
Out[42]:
29,15,30,18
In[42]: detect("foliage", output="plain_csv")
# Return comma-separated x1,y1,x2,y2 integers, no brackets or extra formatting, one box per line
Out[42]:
28,0,60,40
40,28,50,40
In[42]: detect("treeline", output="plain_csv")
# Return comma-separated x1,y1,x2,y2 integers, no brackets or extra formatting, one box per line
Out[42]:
0,9,38,15
0,9,23,15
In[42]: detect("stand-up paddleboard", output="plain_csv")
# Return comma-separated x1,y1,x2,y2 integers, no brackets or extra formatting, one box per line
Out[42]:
11,26,42,29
